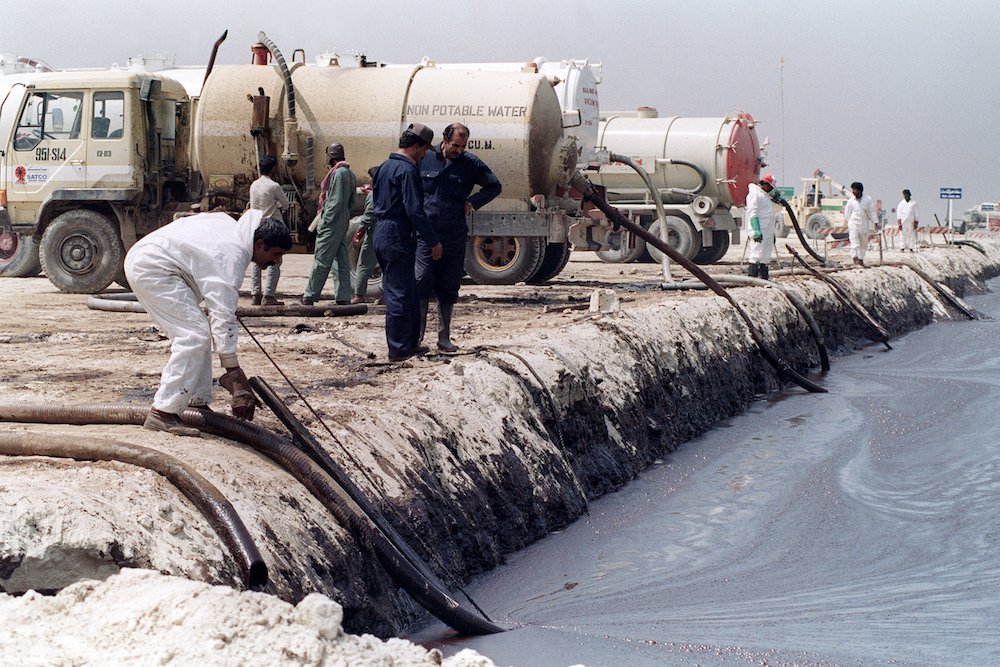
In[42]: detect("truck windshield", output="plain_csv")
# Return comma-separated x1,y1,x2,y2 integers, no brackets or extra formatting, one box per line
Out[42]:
13,91,84,150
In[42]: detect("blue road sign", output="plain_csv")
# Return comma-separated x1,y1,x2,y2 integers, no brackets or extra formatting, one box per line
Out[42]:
940,187,962,199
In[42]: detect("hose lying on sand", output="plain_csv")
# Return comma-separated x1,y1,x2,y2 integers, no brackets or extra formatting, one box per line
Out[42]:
0,430,267,592
0,401,503,636
886,259,978,321
248,376,495,622
787,246,893,349
86,293,367,318
662,275,830,372
573,167,826,394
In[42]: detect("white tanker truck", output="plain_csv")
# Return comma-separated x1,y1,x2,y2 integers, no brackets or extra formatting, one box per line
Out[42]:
589,107,763,265
0,36,616,292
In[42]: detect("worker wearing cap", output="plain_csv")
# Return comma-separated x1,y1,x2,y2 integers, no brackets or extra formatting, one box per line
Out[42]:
372,123,443,361
845,181,879,267
745,174,778,279
302,143,356,305
897,189,919,252
416,122,502,352
124,211,292,435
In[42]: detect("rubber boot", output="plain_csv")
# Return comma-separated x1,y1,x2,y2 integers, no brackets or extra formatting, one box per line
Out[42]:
748,262,760,278
418,299,429,345
759,263,769,280
437,302,459,353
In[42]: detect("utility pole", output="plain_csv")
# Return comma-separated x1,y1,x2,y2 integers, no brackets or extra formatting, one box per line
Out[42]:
780,55,785,183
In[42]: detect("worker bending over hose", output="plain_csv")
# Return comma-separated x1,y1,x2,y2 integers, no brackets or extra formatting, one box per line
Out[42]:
124,210,292,435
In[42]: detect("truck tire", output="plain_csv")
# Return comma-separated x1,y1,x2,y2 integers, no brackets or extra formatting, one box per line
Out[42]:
464,235,545,285
775,212,791,238
647,216,697,263
0,231,42,277
805,213,831,240
347,220,382,299
691,230,731,265
528,242,572,283
596,229,647,264
40,210,123,294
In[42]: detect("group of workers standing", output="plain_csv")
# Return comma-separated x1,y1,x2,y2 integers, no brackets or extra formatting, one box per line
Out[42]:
124,121,500,435
745,175,920,275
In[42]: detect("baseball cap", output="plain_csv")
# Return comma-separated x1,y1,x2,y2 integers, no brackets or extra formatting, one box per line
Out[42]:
406,122,434,146
761,174,775,186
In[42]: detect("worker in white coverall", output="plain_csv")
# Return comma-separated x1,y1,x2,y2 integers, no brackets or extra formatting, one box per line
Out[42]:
844,181,880,266
897,189,919,252
745,173,778,279
124,210,292,436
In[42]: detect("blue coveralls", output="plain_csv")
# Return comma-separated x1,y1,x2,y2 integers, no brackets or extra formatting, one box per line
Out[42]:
416,146,502,304
372,153,439,358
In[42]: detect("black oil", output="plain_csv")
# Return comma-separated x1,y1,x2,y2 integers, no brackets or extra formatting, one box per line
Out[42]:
413,283,1000,666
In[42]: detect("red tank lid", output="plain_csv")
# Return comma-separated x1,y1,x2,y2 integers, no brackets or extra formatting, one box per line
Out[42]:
726,112,761,207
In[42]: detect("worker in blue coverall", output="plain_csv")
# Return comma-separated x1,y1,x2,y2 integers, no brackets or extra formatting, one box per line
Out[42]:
416,123,502,352
372,123,442,362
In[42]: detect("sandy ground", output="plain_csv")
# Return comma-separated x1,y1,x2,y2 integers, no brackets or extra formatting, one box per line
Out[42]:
1,230,990,664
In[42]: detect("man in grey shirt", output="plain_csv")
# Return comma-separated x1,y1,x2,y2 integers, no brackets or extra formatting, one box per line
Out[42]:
249,155,289,305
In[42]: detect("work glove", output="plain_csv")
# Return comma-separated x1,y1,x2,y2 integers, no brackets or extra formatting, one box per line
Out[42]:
219,367,256,421
750,216,763,243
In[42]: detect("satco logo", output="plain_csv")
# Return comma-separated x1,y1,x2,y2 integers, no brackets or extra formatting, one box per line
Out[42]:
14,165,26,183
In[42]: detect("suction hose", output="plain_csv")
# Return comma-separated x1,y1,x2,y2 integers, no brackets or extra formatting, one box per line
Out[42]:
778,198,828,265
257,31,295,120
786,246,893,348
85,293,367,318
573,169,826,394
0,429,267,592
953,239,987,256
665,275,830,372
886,259,978,320
0,401,504,636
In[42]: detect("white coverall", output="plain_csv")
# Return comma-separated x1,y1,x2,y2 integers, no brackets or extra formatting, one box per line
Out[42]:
745,182,776,264
844,194,879,261
897,198,919,251
124,210,261,414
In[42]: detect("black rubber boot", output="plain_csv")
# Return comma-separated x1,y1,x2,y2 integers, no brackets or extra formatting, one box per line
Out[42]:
748,262,760,278
437,302,459,353
418,299,429,345
759,263,769,280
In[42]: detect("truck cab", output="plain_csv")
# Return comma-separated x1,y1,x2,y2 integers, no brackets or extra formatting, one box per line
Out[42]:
0,69,194,291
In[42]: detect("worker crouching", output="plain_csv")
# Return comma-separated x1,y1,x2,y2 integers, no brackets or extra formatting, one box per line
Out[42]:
125,211,292,435
746,174,777,279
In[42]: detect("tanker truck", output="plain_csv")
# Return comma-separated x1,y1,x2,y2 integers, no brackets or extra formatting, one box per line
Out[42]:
0,37,615,292
588,107,763,265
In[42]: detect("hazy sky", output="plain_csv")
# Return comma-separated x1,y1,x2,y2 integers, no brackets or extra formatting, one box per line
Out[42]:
4,0,997,218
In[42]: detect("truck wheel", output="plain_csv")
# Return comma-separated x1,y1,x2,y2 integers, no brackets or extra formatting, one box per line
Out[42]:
40,210,123,294
464,235,545,285
347,220,382,299
596,229,646,264
0,231,42,277
528,242,572,283
805,213,831,240
692,230,731,265
647,216,697,263
775,212,791,239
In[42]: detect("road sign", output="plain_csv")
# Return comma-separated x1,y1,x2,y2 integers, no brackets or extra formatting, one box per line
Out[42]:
940,187,962,199
982,203,995,212
775,186,795,199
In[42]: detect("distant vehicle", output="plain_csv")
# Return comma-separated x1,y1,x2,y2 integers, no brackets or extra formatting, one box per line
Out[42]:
786,170,851,240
